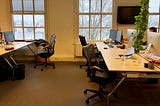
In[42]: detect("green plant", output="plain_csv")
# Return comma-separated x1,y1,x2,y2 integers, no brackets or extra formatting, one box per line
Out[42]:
132,0,149,53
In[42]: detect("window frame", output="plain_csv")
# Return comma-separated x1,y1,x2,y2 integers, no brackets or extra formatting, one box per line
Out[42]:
78,0,113,41
148,0,160,32
10,0,46,40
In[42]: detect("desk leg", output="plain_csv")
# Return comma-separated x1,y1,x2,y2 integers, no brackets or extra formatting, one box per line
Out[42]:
27,45,37,65
107,76,126,106
2,56,15,80
27,45,35,54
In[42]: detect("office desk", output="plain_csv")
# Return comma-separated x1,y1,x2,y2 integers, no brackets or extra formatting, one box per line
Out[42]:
0,41,32,80
0,42,32,56
96,42,160,106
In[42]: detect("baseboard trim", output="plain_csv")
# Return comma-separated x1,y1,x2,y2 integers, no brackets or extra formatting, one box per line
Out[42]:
14,55,86,62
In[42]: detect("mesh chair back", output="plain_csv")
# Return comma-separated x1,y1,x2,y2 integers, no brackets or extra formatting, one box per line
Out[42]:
83,44,97,68
48,34,56,55
79,35,88,46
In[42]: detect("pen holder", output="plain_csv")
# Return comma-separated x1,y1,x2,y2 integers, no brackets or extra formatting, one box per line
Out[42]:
144,62,154,69
121,45,125,49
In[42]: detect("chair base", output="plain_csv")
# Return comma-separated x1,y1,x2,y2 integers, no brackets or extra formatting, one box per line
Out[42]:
84,88,107,104
84,86,118,104
34,62,55,71
80,64,88,68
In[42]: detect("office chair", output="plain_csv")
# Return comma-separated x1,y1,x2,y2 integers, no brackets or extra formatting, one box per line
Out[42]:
79,35,88,46
78,35,101,69
83,43,117,104
79,35,88,68
34,34,56,71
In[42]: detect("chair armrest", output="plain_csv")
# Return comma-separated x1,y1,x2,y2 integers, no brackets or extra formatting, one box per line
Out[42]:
43,45,50,50
90,66,104,73
34,39,48,47
39,42,48,47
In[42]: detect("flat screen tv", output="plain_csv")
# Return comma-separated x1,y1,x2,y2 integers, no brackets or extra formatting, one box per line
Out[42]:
117,6,141,24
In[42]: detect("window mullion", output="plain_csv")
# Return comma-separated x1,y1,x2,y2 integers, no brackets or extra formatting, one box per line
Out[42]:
159,4,160,30
33,0,35,39
100,0,102,40
89,0,91,40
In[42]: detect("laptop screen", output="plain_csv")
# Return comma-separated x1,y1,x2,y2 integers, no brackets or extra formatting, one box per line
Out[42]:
4,31,15,43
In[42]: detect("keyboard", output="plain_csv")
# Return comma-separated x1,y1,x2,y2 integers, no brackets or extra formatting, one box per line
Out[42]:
116,45,122,48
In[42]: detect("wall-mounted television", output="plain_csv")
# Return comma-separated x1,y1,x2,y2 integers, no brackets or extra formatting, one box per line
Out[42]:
117,6,141,24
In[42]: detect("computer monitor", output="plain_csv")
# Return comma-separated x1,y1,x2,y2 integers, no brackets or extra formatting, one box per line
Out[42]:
3,31,15,44
127,29,136,48
109,29,117,41
127,29,136,41
147,31,160,56
116,30,123,44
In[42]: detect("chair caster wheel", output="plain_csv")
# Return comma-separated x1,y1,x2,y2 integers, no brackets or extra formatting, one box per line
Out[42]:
84,90,87,94
86,99,89,104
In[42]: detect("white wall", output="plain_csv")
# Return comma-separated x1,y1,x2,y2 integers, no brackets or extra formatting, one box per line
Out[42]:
0,0,140,61
115,0,140,38
0,0,12,31
46,0,74,61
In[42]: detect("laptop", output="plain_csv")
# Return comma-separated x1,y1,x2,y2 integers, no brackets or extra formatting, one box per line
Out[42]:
3,31,15,44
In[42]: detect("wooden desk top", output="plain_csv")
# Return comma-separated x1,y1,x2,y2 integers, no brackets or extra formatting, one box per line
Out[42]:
0,42,32,56
96,42,160,72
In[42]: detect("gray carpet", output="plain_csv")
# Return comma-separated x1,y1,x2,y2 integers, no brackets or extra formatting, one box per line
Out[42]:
0,62,160,106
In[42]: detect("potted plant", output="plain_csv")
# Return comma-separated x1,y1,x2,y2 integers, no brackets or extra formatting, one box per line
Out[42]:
132,0,149,53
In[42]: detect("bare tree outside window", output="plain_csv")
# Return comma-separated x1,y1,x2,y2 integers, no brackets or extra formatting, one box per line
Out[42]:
11,0,45,40
148,0,160,31
79,0,113,41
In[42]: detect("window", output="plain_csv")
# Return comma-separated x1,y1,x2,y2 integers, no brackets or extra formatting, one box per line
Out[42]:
148,0,160,31
79,0,113,41
11,0,45,40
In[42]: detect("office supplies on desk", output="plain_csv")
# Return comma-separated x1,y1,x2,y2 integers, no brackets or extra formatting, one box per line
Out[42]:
5,47,14,50
103,39,110,44
143,43,152,57
107,43,114,48
144,62,154,69
153,60,160,64
115,54,123,59
116,45,125,49
4,44,14,50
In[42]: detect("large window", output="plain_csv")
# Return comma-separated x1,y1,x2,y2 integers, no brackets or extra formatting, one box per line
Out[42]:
11,0,45,40
79,0,113,41
148,0,160,31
